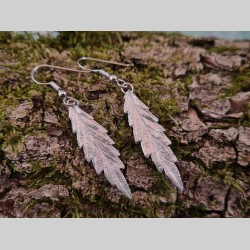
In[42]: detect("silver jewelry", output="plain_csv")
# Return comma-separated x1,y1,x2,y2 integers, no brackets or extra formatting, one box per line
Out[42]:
31,65,132,199
77,57,184,193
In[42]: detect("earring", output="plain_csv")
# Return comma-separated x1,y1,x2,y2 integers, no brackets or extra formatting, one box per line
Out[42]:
77,57,184,193
31,65,132,199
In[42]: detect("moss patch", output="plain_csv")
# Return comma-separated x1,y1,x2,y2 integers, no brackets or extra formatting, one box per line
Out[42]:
220,68,250,98
209,45,239,54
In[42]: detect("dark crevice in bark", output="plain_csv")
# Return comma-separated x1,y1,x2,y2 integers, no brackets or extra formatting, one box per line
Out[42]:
222,186,231,218
41,92,46,128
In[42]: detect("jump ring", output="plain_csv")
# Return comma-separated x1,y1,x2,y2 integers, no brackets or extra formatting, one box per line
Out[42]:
115,78,125,87
63,97,79,106
121,83,134,93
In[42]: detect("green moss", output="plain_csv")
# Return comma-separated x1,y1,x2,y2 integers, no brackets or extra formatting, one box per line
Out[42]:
158,98,181,120
58,32,121,48
223,175,243,193
0,33,44,66
28,162,71,188
209,45,239,54
151,172,176,197
220,68,250,98
174,143,200,162
3,155,17,173
62,190,173,218
175,204,209,218
0,32,15,43
137,87,181,125
216,69,250,122
183,73,193,88
1,128,23,155
203,163,244,194
129,31,184,40
23,197,53,214
44,32,124,61
173,79,190,96
238,110,250,127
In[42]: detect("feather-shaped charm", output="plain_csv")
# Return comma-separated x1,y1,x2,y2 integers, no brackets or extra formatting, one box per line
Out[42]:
68,105,132,199
124,90,183,193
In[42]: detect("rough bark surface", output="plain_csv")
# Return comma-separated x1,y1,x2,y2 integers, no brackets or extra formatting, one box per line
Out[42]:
0,32,249,217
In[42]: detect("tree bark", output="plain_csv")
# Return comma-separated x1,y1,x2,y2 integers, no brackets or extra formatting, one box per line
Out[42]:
0,32,249,217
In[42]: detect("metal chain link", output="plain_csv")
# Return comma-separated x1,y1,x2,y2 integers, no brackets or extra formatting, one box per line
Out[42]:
113,76,134,93
63,96,79,107
98,70,134,93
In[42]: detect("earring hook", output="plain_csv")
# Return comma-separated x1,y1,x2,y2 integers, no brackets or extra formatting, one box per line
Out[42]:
31,64,92,85
77,56,131,71
77,57,134,93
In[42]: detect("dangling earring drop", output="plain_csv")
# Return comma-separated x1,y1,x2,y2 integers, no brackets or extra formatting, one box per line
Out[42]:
77,57,184,193
31,65,132,199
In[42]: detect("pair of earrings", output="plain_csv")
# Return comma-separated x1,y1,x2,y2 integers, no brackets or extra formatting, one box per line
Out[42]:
31,57,183,199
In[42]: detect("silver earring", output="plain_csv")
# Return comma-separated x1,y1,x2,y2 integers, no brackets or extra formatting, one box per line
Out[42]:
77,57,184,193
31,65,132,199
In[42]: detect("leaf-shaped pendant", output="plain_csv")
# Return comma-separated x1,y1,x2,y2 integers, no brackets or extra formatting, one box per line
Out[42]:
124,90,183,193
68,105,132,199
